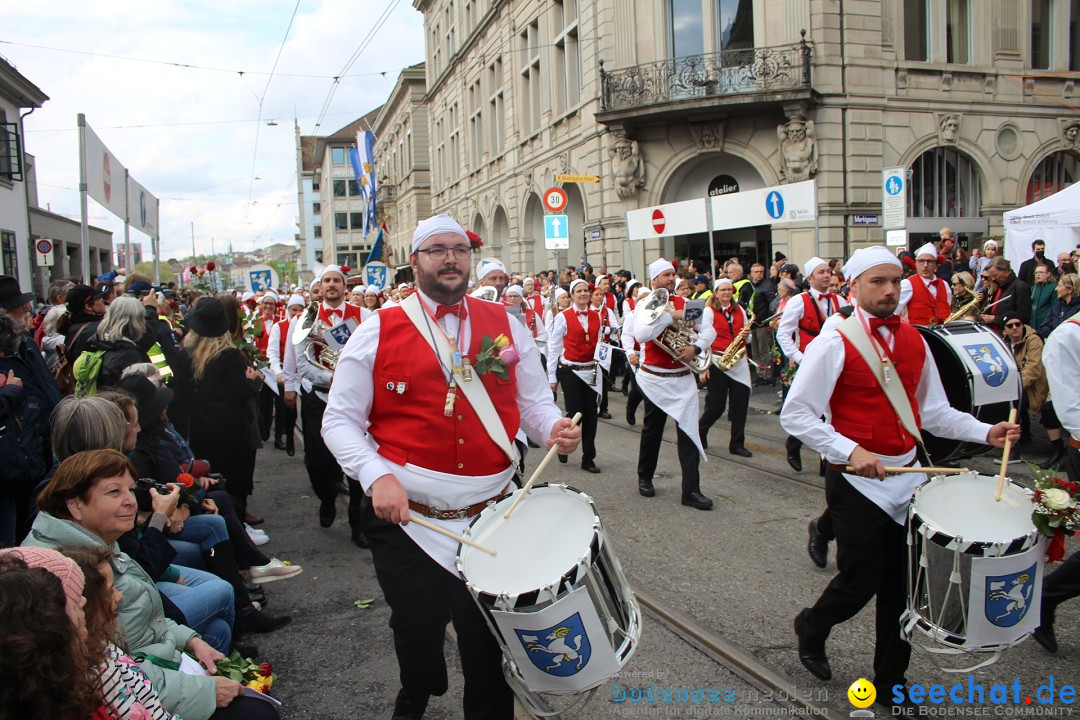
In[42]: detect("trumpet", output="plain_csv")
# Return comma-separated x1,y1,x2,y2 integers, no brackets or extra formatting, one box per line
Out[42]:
291,301,340,372
713,307,755,372
633,288,712,374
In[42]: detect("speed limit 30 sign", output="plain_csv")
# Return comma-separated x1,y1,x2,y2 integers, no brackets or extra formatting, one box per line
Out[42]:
542,187,568,213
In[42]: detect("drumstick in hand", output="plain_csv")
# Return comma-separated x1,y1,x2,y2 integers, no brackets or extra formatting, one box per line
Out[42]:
994,407,1019,502
504,412,583,520
409,514,497,556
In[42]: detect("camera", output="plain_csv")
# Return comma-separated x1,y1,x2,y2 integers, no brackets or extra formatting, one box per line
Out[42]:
135,477,171,496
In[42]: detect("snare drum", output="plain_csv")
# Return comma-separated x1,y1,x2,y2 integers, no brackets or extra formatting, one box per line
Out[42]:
902,472,1045,668
456,484,641,714
916,323,1020,462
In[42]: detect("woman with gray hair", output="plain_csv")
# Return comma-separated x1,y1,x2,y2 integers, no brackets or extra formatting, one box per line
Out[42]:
89,296,151,388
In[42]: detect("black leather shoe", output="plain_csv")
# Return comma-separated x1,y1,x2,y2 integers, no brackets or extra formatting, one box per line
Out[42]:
729,446,752,457
807,519,828,568
638,480,655,497
581,462,601,474
1033,625,1058,653
392,689,429,720
626,408,636,426
236,606,292,634
319,499,336,528
352,532,371,549
787,447,803,472
286,437,295,457
598,411,612,419
273,438,287,451
794,609,831,680
681,491,713,510
557,453,567,464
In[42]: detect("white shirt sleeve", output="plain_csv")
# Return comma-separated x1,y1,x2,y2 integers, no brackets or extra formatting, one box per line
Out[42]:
696,309,716,349
547,312,567,384
266,323,284,380
283,318,301,392
1044,321,1080,440
622,311,638,356
898,278,914,314
776,295,806,364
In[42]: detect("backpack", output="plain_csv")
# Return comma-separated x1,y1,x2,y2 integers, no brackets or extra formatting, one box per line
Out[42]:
73,348,107,397
0,390,45,484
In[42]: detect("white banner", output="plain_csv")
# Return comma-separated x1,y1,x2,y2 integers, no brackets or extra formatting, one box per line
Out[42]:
82,123,128,221
626,198,708,240
491,585,620,693
594,342,614,371
247,264,279,291
710,179,816,230
127,176,159,238
966,544,1045,647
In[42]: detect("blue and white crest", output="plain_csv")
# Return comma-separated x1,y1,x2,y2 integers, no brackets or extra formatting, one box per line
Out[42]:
249,270,271,291
963,344,1009,387
514,612,592,677
984,562,1036,627
365,263,387,290
327,324,352,346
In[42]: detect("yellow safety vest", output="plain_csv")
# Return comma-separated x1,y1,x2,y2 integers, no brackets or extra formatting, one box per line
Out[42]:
147,342,173,381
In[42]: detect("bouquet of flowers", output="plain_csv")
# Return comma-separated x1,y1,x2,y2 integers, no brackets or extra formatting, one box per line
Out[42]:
1030,467,1080,562
214,650,276,694
473,334,518,380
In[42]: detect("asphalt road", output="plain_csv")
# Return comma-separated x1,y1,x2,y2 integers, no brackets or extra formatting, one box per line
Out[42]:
244,382,1078,719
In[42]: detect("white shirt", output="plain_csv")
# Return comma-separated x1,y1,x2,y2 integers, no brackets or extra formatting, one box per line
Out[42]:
265,319,297,391
1043,320,1080,441
898,274,954,315
776,288,849,364
631,299,716,372
780,305,992,522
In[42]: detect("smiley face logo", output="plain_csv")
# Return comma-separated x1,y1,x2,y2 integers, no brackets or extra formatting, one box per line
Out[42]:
847,678,876,709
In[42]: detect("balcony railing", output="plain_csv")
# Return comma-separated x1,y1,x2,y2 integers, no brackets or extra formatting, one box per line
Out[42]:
600,34,811,113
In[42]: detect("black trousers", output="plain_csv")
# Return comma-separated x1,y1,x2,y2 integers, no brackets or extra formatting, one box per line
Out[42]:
364,504,514,719
599,368,610,414
626,372,643,418
637,396,700,495
301,389,364,535
273,383,297,442
801,471,910,689
782,381,803,456
698,369,749,450
1041,445,1080,627
557,367,598,464
257,384,275,442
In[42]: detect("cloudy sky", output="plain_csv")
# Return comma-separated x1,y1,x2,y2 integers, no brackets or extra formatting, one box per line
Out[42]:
6,0,424,261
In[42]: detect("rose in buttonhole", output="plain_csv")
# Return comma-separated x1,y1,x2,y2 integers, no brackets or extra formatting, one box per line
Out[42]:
493,333,510,349
1044,488,1072,511
498,345,519,366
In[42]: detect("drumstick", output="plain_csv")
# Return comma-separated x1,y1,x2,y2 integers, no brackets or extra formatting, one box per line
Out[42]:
408,514,497,556
843,466,969,474
995,407,1019,502
504,412,583,519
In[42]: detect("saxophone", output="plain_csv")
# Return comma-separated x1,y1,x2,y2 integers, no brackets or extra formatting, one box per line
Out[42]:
712,307,755,372
941,290,984,324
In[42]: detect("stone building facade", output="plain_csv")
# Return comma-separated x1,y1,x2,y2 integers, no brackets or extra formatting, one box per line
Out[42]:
399,0,1080,278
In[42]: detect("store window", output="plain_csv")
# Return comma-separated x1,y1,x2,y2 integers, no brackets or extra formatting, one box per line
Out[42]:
907,147,982,218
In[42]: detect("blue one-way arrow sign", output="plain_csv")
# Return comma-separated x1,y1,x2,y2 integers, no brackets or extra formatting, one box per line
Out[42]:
544,214,569,249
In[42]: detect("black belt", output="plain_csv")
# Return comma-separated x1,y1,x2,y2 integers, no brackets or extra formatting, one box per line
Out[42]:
639,365,691,378
559,360,596,371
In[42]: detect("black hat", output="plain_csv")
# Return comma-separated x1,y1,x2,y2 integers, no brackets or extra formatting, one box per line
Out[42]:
780,263,800,276
693,274,709,285
65,284,107,315
118,375,174,425
94,281,113,296
186,297,229,337
127,280,153,297
774,251,788,262
0,275,34,311
1001,311,1024,327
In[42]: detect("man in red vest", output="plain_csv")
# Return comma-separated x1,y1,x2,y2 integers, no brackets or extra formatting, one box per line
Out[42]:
322,214,580,720
548,278,603,472
781,245,1019,712
897,242,952,325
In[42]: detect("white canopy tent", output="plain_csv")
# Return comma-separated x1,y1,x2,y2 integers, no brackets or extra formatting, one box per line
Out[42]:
1003,183,1080,270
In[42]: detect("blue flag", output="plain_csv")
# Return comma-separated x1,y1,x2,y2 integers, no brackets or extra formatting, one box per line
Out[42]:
367,222,386,263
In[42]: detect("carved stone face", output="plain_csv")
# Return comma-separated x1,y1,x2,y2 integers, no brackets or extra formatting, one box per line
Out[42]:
941,116,959,140
1066,124,1079,143
787,123,806,142
616,141,632,160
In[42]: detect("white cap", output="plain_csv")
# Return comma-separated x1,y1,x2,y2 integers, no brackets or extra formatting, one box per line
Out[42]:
625,278,640,293
287,293,306,308
552,287,568,302
983,239,999,250
319,265,346,282
412,214,467,252
714,278,733,290
365,287,380,295
477,257,507,281
842,245,902,280
569,278,590,294
262,291,279,302
241,291,255,302
803,256,828,278
674,278,685,291
915,242,938,259
503,285,523,298
648,258,675,280
309,278,320,291
397,282,410,290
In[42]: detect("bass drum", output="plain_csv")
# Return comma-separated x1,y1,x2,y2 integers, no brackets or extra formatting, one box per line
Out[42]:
916,322,1020,463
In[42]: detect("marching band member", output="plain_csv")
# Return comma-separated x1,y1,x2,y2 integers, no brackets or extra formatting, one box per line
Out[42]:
544,287,571,335
622,284,649,425
522,276,545,318
548,278,602,473
633,259,716,510
590,284,620,420
294,265,372,546
776,257,848,472
476,257,509,300
699,279,752,457
266,293,306,456
595,274,618,313
503,284,547,352
781,246,1018,708
252,292,279,443
348,285,366,306
322,214,580,720
897,242,952,325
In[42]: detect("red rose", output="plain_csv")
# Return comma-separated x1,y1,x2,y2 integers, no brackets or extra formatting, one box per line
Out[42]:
258,663,273,677
190,265,198,273
176,473,196,489
207,261,216,271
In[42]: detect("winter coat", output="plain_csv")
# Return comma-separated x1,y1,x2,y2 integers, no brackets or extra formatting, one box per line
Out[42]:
0,334,60,484
23,512,217,720
64,313,103,363
1038,296,1080,338
1009,326,1049,414
89,337,151,389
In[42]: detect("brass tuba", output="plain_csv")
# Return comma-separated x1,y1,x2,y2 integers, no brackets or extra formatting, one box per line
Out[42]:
634,288,712,374
712,306,755,372
291,302,340,372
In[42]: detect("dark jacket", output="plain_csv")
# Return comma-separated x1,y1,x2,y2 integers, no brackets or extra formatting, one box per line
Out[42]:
1038,296,1080,338
0,335,60,484
750,278,777,325
1017,255,1050,287
63,312,104,363
987,272,1032,328
89,337,151,389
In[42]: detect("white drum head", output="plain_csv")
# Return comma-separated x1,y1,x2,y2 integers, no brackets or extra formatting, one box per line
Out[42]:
913,472,1034,544
459,485,598,598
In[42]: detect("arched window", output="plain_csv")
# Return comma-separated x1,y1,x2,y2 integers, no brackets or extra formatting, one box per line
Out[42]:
907,147,981,218
1026,151,1079,203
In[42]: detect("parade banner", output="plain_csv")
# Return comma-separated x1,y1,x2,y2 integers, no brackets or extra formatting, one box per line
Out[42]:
82,122,128,221
127,176,159,237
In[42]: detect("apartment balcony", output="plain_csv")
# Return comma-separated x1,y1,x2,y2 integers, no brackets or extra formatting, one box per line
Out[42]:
598,35,814,127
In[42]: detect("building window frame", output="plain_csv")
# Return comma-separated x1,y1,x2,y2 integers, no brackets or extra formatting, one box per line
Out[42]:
553,0,581,115
488,57,504,154
907,146,982,219
1026,150,1078,203
331,147,346,165
904,0,931,62
946,0,971,64
1,230,16,276
518,19,542,135
334,212,348,231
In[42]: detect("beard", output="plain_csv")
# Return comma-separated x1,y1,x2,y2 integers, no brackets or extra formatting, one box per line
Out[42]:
415,262,469,304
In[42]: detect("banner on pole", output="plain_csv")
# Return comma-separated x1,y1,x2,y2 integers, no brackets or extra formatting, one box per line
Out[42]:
127,176,159,238
82,123,128,221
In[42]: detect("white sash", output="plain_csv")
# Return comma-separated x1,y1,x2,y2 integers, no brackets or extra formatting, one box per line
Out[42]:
400,294,520,468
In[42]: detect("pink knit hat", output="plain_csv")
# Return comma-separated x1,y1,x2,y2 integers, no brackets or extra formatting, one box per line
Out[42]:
0,547,85,612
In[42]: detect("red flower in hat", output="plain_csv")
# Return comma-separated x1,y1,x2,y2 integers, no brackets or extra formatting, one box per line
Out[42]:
207,261,216,271
902,255,917,271
340,265,351,274
466,230,483,249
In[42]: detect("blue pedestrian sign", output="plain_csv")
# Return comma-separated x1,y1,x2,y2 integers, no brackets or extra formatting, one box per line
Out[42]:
544,214,569,250
882,167,907,229
765,191,785,220
885,176,903,195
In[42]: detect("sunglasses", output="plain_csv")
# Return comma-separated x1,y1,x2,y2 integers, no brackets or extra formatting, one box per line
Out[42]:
1004,322,1022,329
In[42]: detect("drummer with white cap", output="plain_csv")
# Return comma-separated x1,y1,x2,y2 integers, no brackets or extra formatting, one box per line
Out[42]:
781,245,1019,710
897,242,952,325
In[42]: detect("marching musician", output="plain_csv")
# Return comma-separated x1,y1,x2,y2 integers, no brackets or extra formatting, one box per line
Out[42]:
776,257,848,472
322,214,580,720
548,278,603,473
476,257,509,300
781,246,1019,709
698,278,752,458
503,284,547,351
632,259,717,510
522,276,545,318
590,284,620,420
622,283,649,426
294,265,372,546
253,291,279,443
266,293,306,456
897,242,952,325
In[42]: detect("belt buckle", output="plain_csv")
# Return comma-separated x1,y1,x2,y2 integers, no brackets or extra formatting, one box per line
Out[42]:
427,505,441,519
452,508,469,520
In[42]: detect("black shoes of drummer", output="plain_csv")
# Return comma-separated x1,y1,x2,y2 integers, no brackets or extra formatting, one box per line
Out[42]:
638,479,655,497
786,437,803,472
681,491,714,511
730,445,753,458
807,519,829,569
1033,625,1058,653
581,461,601,474
319,499,336,528
794,608,831,681
392,689,429,720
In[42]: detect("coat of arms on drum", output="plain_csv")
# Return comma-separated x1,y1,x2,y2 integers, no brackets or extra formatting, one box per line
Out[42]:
983,563,1037,628
514,612,593,677
962,344,1009,387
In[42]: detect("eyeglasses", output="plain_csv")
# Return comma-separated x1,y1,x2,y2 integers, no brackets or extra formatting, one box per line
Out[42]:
1004,322,1023,329
416,246,472,261
981,275,991,280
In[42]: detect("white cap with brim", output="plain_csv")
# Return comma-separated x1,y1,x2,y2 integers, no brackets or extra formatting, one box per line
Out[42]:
287,293,306,308
648,258,674,280
842,245,902,281
477,258,507,281
915,242,938,259
803,256,828,278
319,265,346,282
241,291,255,302
412,214,468,252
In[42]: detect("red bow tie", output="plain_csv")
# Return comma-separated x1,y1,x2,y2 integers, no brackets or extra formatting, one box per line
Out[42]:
435,303,467,320
326,308,343,320
869,315,901,332
576,310,590,317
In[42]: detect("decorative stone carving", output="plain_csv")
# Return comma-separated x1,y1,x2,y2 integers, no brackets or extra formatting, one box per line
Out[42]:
938,113,961,144
691,122,726,150
1061,119,1080,152
609,131,645,200
777,112,817,183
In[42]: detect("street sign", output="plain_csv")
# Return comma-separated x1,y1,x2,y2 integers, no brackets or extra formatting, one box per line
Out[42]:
852,214,879,226
36,238,54,267
710,179,816,230
652,209,666,234
248,264,279,290
626,198,708,240
542,187,568,213
588,228,603,240
555,174,600,183
886,229,907,247
882,167,906,229
544,214,569,250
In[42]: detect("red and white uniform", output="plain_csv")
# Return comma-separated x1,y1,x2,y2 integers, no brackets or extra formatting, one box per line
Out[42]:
704,301,751,387
899,275,953,325
294,301,370,399
776,288,848,364
266,317,298,392
547,306,602,392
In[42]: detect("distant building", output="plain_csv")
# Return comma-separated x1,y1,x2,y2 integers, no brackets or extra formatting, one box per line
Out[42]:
115,242,143,269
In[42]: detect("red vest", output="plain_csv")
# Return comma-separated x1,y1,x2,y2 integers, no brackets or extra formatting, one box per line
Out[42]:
527,294,544,317
643,295,686,370
710,303,747,352
561,308,600,362
319,302,363,327
797,292,829,352
254,314,275,354
275,318,290,360
604,292,616,311
830,322,926,456
906,277,951,325
368,298,520,476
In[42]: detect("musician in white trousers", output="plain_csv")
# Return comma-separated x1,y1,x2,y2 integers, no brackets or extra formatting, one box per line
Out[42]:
781,246,1018,710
